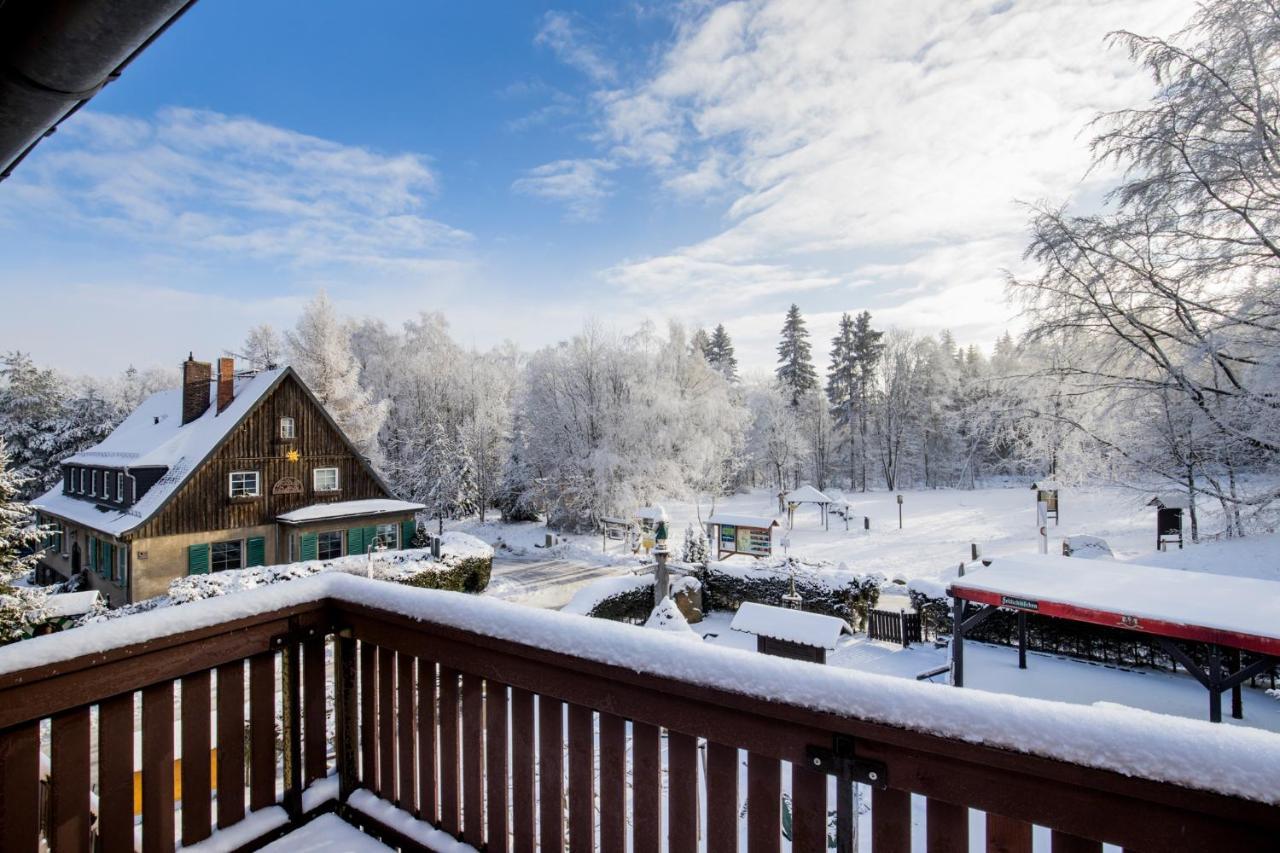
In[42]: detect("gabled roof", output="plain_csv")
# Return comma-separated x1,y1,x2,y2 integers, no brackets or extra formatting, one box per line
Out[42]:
707,513,778,529
33,367,393,537
785,485,832,504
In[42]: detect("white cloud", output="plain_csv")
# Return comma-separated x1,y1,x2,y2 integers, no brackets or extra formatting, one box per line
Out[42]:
511,158,616,221
0,107,471,274
535,11,617,83
578,0,1196,351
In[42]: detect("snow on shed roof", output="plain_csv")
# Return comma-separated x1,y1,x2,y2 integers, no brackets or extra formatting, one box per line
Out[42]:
950,555,1280,652
1148,494,1191,509
277,499,425,524
1030,480,1061,490
44,591,101,618
34,369,287,536
706,513,778,528
731,601,852,650
785,485,832,504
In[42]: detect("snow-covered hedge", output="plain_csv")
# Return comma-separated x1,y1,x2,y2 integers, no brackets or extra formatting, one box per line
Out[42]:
563,575,653,622
85,539,495,625
702,559,882,628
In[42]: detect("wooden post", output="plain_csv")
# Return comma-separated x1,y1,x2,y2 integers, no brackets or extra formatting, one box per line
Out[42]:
281,638,303,820
1230,648,1244,720
654,549,670,605
951,595,965,687
1018,612,1028,670
970,543,980,561
1208,644,1223,724
335,635,359,801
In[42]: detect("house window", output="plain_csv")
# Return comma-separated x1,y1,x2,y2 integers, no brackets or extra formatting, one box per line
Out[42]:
375,523,398,549
317,531,343,561
78,469,85,493
64,468,72,493
313,467,339,492
90,470,98,496
116,472,124,502
60,524,69,557
280,416,296,439
211,541,243,572
229,471,260,498
117,547,128,585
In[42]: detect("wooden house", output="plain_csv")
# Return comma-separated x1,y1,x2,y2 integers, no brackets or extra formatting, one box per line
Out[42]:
32,355,423,606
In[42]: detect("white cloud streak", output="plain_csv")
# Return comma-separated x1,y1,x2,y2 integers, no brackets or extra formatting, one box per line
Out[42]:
511,158,616,221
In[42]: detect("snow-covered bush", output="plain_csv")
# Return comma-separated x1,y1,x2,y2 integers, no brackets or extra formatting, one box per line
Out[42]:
564,575,654,624
702,559,881,627
681,523,709,565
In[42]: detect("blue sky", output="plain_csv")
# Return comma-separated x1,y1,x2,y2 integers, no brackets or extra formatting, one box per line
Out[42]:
0,0,1193,376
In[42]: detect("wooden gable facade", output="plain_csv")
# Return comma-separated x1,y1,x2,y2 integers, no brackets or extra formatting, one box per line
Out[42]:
132,370,388,539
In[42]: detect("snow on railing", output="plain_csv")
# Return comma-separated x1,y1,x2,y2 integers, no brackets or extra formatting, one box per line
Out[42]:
1,572,1277,805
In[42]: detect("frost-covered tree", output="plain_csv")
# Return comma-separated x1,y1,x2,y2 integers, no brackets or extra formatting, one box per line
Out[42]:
0,437,51,642
286,291,389,462
0,352,66,498
238,324,286,371
775,305,818,407
1011,0,1280,530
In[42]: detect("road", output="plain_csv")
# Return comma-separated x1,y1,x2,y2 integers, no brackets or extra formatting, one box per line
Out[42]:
487,556,630,609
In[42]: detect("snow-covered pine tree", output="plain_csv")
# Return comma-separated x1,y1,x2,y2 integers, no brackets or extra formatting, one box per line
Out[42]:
850,311,884,491
706,323,739,382
691,327,712,360
0,352,66,499
285,291,389,463
681,523,710,565
826,313,858,488
775,304,818,407
0,436,51,642
449,427,479,519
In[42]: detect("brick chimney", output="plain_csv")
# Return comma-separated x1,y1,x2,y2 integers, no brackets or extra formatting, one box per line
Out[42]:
217,356,235,414
182,355,212,425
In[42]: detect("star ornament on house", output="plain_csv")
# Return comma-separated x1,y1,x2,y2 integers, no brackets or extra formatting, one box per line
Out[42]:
286,449,301,463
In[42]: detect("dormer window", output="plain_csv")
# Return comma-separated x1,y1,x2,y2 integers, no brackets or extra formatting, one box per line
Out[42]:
78,469,85,494
91,470,99,496
229,471,260,498
116,472,124,502
64,468,72,493
280,416,296,439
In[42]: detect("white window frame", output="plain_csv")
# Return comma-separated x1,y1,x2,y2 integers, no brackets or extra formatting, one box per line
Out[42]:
229,470,261,498
313,467,339,492
78,469,85,493
90,470,98,496
280,416,296,439
375,523,398,550
116,472,124,502
211,540,243,573
317,530,343,560
60,524,69,558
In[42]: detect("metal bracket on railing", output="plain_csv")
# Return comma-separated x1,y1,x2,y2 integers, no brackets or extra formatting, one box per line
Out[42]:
270,619,341,649
806,735,888,789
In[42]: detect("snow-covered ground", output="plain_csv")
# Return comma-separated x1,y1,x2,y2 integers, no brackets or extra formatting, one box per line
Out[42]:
451,483,1280,731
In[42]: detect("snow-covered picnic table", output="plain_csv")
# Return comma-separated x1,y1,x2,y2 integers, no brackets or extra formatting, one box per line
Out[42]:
948,555,1280,722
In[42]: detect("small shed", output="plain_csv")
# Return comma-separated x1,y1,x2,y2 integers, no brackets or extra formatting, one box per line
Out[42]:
705,514,778,560
784,484,833,530
731,601,853,664
1148,495,1190,551
1030,480,1060,525
37,590,102,633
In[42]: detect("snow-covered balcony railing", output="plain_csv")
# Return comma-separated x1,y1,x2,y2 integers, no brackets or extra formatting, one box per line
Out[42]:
0,575,1278,853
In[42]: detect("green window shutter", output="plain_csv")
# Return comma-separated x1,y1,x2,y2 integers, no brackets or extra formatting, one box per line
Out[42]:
188,543,210,575
87,537,96,572
363,526,378,551
246,536,266,567
347,527,364,556
106,544,115,581
400,520,416,550
300,533,318,561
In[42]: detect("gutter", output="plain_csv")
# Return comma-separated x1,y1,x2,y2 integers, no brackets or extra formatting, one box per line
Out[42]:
0,0,200,181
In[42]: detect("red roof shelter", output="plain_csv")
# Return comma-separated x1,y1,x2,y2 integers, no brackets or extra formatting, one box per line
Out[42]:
947,556,1280,723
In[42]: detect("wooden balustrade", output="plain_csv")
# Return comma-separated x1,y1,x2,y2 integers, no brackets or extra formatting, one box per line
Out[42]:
0,589,1276,852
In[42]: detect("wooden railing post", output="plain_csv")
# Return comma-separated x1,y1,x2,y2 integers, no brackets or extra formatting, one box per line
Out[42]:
281,635,303,820
335,633,359,801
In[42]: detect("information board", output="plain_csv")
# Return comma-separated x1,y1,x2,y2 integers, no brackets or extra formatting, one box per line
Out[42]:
737,526,772,557
720,524,737,550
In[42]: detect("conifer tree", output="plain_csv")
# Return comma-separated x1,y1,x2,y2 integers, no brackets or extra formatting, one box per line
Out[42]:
0,437,50,642
775,305,817,406
850,311,884,490
706,324,739,382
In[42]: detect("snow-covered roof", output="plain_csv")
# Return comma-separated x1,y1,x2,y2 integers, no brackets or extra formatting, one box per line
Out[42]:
730,601,852,650
277,499,425,524
706,513,778,529
951,555,1280,648
785,485,832,504
1148,494,1191,509
34,369,287,536
635,505,668,521
44,591,101,618
1030,480,1061,490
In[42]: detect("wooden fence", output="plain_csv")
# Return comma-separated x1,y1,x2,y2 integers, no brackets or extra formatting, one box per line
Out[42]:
0,584,1277,851
867,608,922,647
